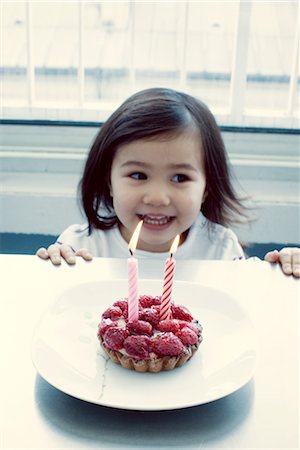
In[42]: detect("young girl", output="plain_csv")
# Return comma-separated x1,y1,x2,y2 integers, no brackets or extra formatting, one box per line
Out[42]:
37,88,299,277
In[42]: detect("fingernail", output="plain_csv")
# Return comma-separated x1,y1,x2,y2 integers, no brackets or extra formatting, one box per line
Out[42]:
294,267,300,276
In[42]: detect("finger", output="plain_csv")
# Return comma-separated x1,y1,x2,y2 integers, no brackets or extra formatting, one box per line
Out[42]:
60,244,76,265
75,248,93,261
36,247,49,260
278,248,293,275
291,248,300,278
264,250,279,262
47,244,63,265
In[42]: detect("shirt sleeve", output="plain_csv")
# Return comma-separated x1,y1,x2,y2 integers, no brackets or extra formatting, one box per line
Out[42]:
56,224,91,252
220,230,245,260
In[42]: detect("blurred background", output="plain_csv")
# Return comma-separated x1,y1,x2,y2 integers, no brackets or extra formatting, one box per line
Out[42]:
1,0,299,256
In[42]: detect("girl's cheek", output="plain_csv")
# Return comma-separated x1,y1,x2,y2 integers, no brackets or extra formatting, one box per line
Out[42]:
183,193,203,211
116,192,135,207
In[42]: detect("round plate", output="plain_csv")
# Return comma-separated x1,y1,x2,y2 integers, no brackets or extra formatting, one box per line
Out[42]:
31,279,256,411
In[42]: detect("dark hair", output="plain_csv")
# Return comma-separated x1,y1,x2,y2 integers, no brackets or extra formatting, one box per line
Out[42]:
80,87,248,231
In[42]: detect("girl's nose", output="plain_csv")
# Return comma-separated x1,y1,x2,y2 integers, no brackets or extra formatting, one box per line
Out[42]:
142,185,171,207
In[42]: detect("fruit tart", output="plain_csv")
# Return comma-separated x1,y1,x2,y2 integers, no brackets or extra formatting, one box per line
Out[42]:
97,295,203,372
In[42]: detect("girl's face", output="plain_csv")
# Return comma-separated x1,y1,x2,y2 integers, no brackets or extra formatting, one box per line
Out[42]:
110,129,206,252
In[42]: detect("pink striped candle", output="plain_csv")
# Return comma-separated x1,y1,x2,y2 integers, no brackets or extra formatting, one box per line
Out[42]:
127,220,143,322
160,235,180,320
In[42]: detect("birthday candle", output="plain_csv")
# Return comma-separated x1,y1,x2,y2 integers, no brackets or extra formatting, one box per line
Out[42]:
160,235,180,320
127,220,143,322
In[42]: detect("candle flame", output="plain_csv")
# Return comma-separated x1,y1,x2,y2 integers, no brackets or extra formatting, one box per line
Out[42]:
128,220,143,253
169,234,180,256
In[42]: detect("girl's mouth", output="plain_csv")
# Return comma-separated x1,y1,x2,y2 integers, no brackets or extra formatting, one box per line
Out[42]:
138,214,174,226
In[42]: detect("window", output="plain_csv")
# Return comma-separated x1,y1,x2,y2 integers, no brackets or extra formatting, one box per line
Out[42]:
1,1,299,127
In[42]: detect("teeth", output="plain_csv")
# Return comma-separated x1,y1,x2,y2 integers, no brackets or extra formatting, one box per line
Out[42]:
141,215,171,225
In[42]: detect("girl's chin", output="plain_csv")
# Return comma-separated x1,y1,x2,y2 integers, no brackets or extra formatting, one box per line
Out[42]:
119,219,183,252
137,231,179,253
136,240,172,253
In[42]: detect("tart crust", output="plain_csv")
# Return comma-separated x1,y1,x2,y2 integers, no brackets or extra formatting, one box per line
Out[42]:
99,335,203,373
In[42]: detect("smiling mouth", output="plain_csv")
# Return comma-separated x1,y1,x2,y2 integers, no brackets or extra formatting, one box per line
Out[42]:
138,214,174,226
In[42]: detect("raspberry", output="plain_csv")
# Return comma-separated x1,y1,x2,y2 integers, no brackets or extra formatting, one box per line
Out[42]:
138,295,153,308
97,319,117,337
124,335,151,360
177,327,198,346
103,327,129,350
102,306,123,321
171,304,193,322
156,319,180,334
178,320,199,334
139,295,161,308
152,332,184,356
140,307,160,327
113,300,128,317
127,320,152,336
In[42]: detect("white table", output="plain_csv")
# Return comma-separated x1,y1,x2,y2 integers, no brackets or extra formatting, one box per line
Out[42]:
1,255,299,450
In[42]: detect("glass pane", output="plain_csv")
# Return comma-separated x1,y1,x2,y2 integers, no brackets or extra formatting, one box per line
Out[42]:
132,2,184,92
245,1,298,113
1,2,28,102
185,2,238,111
84,1,132,101
32,2,79,102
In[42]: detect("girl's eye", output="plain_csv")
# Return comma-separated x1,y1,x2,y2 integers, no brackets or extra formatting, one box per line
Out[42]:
129,172,147,180
172,174,189,183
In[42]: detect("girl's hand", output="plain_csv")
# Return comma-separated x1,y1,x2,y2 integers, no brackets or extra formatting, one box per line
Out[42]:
36,243,93,265
264,247,300,278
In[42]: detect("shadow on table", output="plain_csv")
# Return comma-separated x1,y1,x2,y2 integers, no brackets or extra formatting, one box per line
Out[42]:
35,375,254,447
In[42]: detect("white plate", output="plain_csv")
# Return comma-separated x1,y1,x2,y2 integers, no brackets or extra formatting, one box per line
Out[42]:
32,279,256,411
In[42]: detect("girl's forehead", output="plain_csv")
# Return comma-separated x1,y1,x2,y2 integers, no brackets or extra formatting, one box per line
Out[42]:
117,128,202,153
114,129,204,166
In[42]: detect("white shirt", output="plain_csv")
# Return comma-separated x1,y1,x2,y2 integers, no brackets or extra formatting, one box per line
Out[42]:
57,213,244,261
